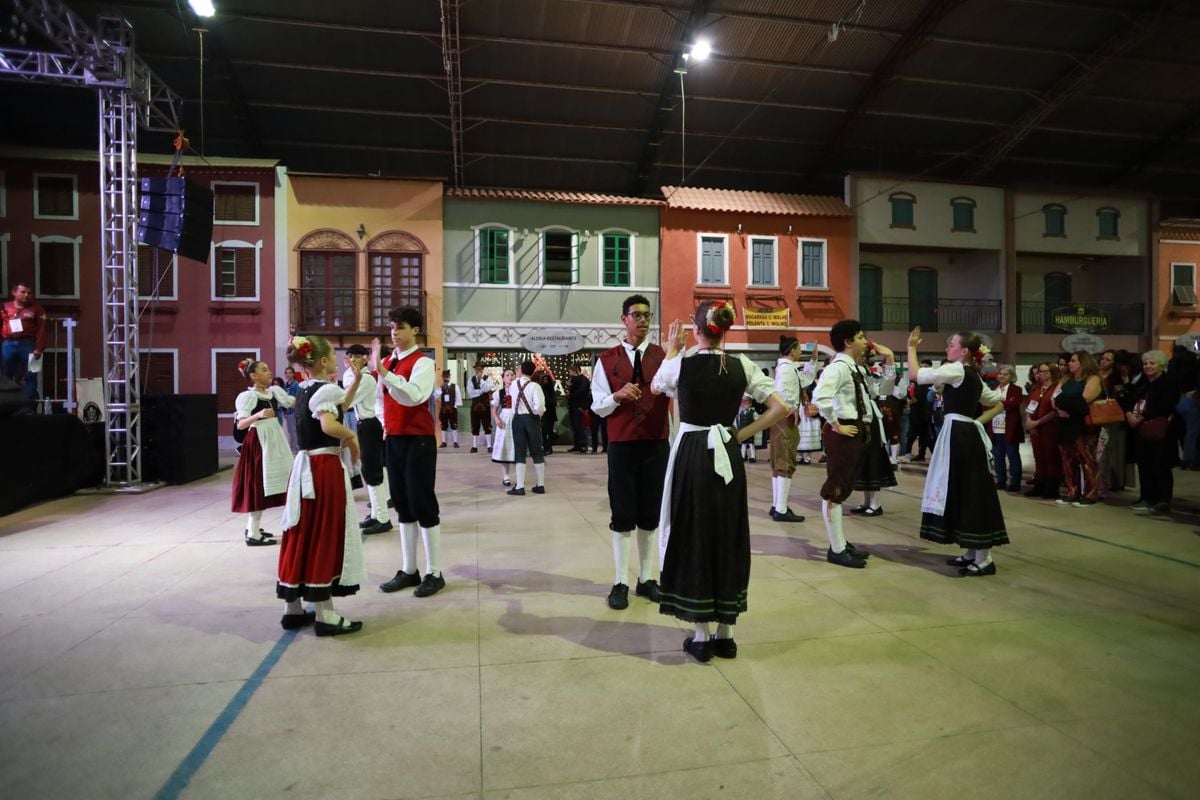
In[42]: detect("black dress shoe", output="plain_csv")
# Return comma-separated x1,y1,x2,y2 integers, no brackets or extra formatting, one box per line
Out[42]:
946,554,974,566
960,561,997,577
361,519,394,536
257,528,276,539
683,636,713,663
359,516,376,530
635,579,660,602
245,531,278,547
826,548,867,568
380,569,421,593
769,508,806,523
439,442,447,448
606,583,629,610
280,610,316,630
845,541,870,558
350,475,363,490
711,637,737,659
849,505,883,517
414,572,446,597
314,616,363,637
470,447,478,454
507,487,526,496
532,485,546,495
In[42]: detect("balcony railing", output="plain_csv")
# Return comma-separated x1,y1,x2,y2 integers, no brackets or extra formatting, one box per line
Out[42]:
862,297,1002,332
1017,302,1144,335
289,288,426,335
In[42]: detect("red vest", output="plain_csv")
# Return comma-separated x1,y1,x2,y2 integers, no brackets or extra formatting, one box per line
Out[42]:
598,343,670,442
381,349,435,436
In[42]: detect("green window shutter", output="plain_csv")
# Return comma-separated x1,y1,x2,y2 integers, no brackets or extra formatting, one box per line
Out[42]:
1044,206,1066,237
800,241,824,287
481,229,509,284
890,196,914,227
952,202,974,231
602,234,631,287
750,240,773,285
1098,209,1119,239
700,236,724,284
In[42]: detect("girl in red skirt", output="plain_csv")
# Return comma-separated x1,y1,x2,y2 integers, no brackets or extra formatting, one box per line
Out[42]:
231,359,295,545
276,335,366,636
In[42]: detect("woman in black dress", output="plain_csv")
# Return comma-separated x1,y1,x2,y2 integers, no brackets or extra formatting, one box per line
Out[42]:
1126,349,1180,514
650,301,788,662
907,326,1008,576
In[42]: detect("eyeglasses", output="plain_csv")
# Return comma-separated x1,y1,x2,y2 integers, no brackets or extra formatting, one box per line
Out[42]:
625,311,653,321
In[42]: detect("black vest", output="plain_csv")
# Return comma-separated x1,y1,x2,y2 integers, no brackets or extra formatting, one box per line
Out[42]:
296,382,342,450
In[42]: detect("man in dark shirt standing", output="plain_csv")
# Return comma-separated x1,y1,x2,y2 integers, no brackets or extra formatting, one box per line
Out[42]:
1,283,49,401
566,364,591,452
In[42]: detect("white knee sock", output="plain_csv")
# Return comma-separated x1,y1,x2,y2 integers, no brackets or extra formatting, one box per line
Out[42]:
367,481,390,523
635,528,656,583
246,511,263,538
452,430,459,445
864,491,879,510
822,500,846,553
748,443,755,458
285,599,303,615
501,464,511,481
889,443,899,463
974,548,991,566
420,525,441,577
534,463,545,487
612,530,632,585
486,433,493,447
315,599,340,625
741,443,749,459
776,477,791,514
715,622,733,640
515,463,527,489
770,477,780,510
399,522,419,574
693,622,711,641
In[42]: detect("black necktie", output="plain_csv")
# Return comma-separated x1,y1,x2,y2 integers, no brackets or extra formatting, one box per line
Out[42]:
632,348,643,385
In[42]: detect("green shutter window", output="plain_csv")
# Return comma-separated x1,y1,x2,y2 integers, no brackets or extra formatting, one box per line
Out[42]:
890,194,915,228
543,231,578,285
1097,208,1119,239
951,198,975,232
700,236,725,284
800,241,825,287
602,234,631,287
750,239,775,286
480,228,510,284
1044,205,1066,237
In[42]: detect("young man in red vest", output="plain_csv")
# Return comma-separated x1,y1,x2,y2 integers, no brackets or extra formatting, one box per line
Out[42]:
590,295,671,610
373,307,446,597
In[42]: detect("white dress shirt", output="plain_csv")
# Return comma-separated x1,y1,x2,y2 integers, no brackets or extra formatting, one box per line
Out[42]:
378,345,435,407
510,377,546,416
591,338,652,417
917,362,1002,407
812,352,878,423
466,373,494,400
774,356,802,412
341,367,379,420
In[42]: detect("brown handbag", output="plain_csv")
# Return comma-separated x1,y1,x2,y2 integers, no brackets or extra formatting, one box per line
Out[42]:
1137,415,1171,441
1087,398,1125,427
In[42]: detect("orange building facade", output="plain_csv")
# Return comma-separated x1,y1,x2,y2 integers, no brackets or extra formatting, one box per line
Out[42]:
1155,220,1200,349
658,187,854,367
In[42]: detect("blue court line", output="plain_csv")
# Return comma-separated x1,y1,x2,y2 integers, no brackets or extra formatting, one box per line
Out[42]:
153,632,298,800
886,487,1200,569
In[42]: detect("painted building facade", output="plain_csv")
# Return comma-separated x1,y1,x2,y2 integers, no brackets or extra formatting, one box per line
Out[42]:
1155,219,1200,350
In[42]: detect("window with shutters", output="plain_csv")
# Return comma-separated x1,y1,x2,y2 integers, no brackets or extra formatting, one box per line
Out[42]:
697,234,728,285
540,229,579,285
34,235,80,298
889,192,915,229
213,349,259,415
1043,204,1067,237
798,239,827,289
1097,207,1120,240
137,245,177,299
476,227,512,284
212,182,259,225
212,242,259,300
299,251,357,332
747,236,777,287
600,233,632,287
370,252,423,329
1171,263,1196,307
139,350,178,395
34,173,78,220
950,197,976,232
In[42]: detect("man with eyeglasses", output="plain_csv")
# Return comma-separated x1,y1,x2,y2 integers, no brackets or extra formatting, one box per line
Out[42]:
591,295,671,610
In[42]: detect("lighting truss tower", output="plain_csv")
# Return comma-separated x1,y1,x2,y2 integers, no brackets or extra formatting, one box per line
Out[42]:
1,0,184,487
440,0,465,187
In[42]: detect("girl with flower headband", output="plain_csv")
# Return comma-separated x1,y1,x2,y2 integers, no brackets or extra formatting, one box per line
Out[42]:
231,357,295,546
908,327,1009,576
275,334,367,636
651,300,789,662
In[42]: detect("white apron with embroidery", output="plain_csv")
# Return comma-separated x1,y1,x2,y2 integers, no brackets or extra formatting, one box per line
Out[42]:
252,416,295,497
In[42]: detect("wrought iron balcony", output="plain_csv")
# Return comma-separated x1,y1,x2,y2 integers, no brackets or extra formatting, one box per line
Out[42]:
289,288,426,335
1017,302,1144,335
861,297,1002,332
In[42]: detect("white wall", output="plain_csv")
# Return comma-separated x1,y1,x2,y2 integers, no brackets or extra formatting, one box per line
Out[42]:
853,176,1005,250
1012,191,1147,256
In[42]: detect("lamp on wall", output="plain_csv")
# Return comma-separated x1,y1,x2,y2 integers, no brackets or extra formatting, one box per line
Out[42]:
787,224,793,235
356,224,367,240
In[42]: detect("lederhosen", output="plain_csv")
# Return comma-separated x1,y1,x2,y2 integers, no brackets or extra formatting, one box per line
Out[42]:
439,384,459,430
820,362,872,504
469,376,492,435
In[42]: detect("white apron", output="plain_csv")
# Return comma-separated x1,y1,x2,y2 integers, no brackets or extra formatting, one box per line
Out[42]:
253,416,294,497
281,446,366,589
921,413,992,517
657,422,734,564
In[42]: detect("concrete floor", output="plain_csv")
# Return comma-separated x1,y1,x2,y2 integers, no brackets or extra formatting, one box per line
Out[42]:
1,445,1198,800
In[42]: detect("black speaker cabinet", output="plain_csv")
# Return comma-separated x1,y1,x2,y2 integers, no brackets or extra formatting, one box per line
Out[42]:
142,394,219,484
137,176,214,262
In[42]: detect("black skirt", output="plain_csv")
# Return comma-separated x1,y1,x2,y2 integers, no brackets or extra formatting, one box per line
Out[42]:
920,419,1009,549
855,425,898,492
659,431,749,625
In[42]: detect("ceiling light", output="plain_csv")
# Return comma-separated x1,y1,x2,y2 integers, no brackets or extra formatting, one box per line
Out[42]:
188,0,215,17
689,40,711,61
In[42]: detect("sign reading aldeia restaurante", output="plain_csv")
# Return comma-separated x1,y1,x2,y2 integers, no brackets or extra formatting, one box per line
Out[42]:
1052,305,1110,333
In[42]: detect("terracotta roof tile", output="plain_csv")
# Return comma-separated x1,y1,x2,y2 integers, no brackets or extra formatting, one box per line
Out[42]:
1161,220,1200,241
446,187,663,206
660,186,851,217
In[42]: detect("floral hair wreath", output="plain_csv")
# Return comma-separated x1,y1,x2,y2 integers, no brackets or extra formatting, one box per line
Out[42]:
972,343,991,363
289,335,314,360
705,301,734,336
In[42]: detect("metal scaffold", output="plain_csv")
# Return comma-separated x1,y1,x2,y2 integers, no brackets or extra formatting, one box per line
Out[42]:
1,0,184,487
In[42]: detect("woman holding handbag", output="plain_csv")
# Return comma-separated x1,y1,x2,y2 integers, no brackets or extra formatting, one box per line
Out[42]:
1049,351,1104,506
1127,350,1180,515
991,365,1025,492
